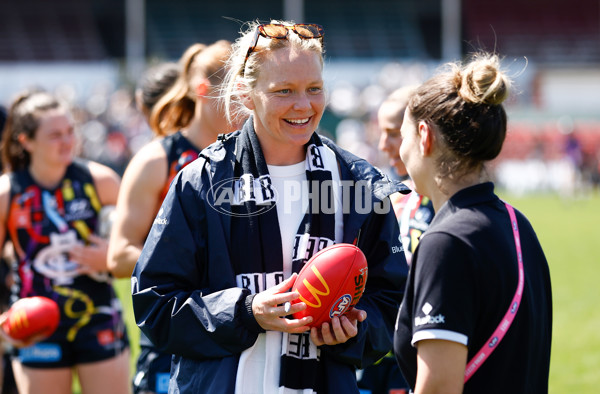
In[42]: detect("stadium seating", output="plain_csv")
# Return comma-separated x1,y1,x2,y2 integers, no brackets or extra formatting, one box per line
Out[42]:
463,0,600,64
1,0,597,64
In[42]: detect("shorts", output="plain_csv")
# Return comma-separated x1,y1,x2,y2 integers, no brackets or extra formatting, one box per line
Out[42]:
12,308,129,368
132,346,172,394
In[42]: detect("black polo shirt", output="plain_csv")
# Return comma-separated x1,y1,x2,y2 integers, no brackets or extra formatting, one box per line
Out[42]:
394,182,552,393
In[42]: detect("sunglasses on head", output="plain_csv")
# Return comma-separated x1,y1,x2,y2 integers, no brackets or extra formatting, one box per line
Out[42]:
241,23,324,76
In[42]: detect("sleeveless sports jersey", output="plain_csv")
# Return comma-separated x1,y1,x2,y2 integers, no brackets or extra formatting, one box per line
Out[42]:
6,159,127,359
159,131,201,201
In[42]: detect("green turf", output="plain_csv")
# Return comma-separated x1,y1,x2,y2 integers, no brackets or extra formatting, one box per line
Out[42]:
110,190,600,393
113,277,140,374
499,190,600,393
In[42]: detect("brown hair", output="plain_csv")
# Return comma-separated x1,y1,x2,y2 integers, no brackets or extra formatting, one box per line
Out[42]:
1,91,65,172
407,53,511,179
136,62,180,121
150,40,232,136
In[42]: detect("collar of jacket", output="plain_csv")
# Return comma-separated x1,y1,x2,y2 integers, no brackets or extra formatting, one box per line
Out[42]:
203,117,411,200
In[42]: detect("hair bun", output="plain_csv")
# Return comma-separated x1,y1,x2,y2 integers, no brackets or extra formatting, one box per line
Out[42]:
458,54,510,106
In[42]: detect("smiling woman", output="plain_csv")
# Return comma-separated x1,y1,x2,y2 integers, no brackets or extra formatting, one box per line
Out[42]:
132,19,411,393
223,22,326,166
242,47,325,164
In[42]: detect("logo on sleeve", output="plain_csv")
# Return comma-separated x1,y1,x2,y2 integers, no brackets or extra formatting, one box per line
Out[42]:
153,208,168,225
415,302,445,326
391,244,404,254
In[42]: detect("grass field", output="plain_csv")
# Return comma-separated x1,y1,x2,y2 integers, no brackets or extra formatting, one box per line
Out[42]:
499,191,600,393
112,191,600,393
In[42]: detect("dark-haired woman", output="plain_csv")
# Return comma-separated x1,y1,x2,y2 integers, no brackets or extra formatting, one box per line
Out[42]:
0,91,129,394
393,54,552,394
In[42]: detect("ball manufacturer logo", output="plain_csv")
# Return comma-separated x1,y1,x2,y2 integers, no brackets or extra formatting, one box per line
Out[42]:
330,294,352,317
9,309,30,331
298,266,330,308
351,267,368,306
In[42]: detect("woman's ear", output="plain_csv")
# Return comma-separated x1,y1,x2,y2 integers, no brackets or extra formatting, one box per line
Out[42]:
418,121,434,156
240,93,255,110
195,78,209,98
235,81,255,110
17,133,32,152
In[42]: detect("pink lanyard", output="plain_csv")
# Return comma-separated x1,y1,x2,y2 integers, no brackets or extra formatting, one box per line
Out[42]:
464,202,525,382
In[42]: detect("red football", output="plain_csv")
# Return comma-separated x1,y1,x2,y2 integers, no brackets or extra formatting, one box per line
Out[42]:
292,243,368,327
2,296,60,341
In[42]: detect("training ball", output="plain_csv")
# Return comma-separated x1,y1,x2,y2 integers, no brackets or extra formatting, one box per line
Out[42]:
2,296,60,341
292,243,368,327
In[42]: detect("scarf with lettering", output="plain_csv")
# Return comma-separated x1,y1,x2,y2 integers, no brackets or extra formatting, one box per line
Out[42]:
231,118,338,392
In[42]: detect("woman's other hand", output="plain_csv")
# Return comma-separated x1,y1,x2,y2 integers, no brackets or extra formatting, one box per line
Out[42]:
310,307,366,346
69,234,109,274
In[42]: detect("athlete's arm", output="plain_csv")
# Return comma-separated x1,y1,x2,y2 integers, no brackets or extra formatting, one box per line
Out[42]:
414,339,467,394
69,161,122,274
89,160,121,206
107,142,167,278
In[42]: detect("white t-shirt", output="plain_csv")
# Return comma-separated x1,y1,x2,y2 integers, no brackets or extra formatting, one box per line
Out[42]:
268,160,309,277
235,145,343,394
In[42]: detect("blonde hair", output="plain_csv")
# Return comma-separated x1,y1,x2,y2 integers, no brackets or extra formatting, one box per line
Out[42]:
150,40,232,136
408,53,511,178
222,20,325,123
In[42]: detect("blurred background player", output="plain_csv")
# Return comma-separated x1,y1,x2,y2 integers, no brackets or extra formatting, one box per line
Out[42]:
357,87,435,394
0,90,129,394
107,40,237,394
376,86,434,265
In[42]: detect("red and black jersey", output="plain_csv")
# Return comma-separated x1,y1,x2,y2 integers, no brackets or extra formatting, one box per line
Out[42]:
159,131,201,201
7,159,107,296
6,159,127,351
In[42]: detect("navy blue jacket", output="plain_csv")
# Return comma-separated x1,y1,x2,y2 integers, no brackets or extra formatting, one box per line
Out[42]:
132,130,409,393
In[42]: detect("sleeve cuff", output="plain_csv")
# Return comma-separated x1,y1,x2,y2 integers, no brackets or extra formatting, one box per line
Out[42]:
412,329,468,347
241,293,266,334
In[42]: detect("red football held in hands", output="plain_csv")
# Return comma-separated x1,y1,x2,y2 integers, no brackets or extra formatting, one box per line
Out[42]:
292,243,368,327
2,296,60,341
